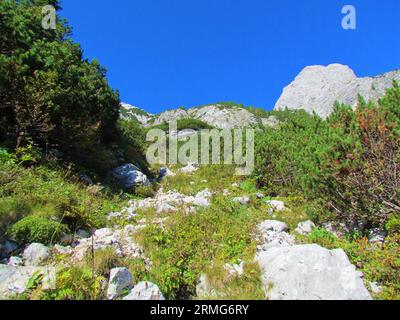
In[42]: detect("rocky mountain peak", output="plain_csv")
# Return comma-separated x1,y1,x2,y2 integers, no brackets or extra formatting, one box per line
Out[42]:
274,64,400,118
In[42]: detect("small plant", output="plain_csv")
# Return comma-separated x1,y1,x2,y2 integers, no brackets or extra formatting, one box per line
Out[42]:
11,216,68,245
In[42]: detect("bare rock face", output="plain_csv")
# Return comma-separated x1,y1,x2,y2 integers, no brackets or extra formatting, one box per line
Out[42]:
257,244,372,300
153,105,260,129
275,64,400,118
120,103,153,126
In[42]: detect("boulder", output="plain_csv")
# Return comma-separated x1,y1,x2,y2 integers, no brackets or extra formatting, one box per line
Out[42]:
193,189,212,207
123,281,165,300
72,227,147,262
295,221,316,235
258,220,289,233
0,265,56,299
8,257,23,267
22,243,50,266
265,200,286,213
232,196,251,206
256,220,294,252
257,244,372,300
112,164,151,189
107,267,134,300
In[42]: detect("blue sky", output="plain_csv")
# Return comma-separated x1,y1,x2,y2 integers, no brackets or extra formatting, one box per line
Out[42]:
60,0,400,114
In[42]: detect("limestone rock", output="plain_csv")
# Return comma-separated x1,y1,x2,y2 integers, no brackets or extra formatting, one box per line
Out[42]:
257,244,372,300
295,221,316,235
123,281,165,300
112,164,151,189
275,64,400,118
23,243,50,266
72,227,147,263
256,220,294,252
0,265,56,299
8,257,23,267
265,200,287,213
107,267,134,300
232,196,251,206
153,104,260,129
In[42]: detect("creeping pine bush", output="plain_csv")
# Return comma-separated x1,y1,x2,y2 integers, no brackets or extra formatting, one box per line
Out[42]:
11,216,68,245
255,83,400,231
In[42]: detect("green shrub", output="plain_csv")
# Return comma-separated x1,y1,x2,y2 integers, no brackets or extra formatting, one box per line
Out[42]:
254,84,400,230
11,216,68,245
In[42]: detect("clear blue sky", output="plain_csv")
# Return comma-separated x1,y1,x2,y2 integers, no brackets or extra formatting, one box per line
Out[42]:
60,0,400,114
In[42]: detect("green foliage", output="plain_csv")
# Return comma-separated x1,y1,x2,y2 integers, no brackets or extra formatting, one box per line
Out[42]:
0,0,120,175
305,230,400,300
0,160,126,236
42,266,106,300
136,192,264,299
117,120,150,176
255,85,400,230
11,215,68,244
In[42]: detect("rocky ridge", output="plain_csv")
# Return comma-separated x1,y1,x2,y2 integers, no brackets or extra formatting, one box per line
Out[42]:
275,64,400,118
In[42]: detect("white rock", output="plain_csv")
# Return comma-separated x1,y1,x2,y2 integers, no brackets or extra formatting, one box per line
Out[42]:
107,267,134,300
54,245,73,256
156,203,177,214
179,162,199,174
256,220,294,252
23,243,50,266
72,227,146,262
153,104,260,129
256,193,265,199
123,281,165,300
258,220,289,233
265,200,286,213
275,64,400,118
233,196,251,206
0,265,56,299
295,221,316,235
112,164,151,188
194,189,212,207
257,244,372,300
8,257,23,267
